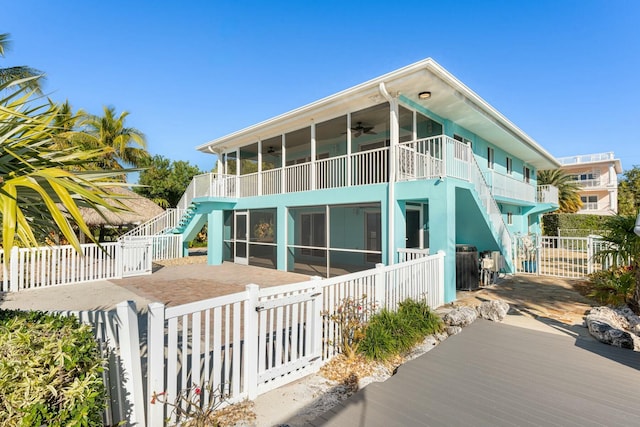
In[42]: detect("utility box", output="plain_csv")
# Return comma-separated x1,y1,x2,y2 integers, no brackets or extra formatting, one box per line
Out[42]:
456,244,479,290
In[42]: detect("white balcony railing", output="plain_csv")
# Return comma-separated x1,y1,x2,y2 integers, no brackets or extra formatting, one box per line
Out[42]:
557,152,614,165
581,202,599,211
571,178,604,188
537,185,559,205
179,136,556,227
484,170,536,203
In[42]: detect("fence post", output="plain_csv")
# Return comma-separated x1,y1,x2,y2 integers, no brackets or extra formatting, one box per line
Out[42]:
437,251,446,308
147,302,166,426
116,241,124,279
9,246,19,292
116,301,146,427
245,284,259,400
310,277,323,368
587,236,593,275
374,263,385,311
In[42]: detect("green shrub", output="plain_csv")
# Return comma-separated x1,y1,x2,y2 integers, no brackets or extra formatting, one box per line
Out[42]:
0,310,105,426
397,298,444,336
358,310,398,361
359,299,444,361
588,267,636,306
542,213,608,236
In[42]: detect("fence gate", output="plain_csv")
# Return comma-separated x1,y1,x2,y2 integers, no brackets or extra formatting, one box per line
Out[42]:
513,235,607,278
255,285,323,395
120,237,153,277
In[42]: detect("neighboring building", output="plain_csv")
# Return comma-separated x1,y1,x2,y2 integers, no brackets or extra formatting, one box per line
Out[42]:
557,152,622,215
169,58,559,303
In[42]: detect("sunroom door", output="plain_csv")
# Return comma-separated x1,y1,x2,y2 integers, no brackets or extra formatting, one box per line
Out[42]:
235,211,249,265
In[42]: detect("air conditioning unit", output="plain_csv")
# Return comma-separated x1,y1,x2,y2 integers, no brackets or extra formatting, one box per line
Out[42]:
491,251,505,272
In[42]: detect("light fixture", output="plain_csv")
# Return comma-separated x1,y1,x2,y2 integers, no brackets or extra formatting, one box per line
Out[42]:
418,91,432,100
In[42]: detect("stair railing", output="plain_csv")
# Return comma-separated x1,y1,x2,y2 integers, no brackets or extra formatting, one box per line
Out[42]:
121,208,185,238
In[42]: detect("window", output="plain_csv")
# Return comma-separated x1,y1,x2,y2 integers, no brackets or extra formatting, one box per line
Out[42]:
487,147,495,169
454,134,472,148
506,157,513,175
507,212,513,225
523,166,531,183
581,195,598,210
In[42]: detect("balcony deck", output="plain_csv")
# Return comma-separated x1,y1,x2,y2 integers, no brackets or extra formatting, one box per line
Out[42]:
179,136,559,209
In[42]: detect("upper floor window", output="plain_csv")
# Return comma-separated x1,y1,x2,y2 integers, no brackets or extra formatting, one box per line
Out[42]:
507,212,513,225
487,147,495,169
454,134,472,148
523,166,531,183
506,157,513,175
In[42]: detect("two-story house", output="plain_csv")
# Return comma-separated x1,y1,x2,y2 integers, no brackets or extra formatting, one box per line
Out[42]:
557,152,622,215
171,59,559,303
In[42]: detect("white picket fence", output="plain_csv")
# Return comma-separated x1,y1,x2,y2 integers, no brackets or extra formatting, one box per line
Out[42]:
144,252,445,426
513,235,613,278
0,234,183,292
55,302,146,427
11,251,443,426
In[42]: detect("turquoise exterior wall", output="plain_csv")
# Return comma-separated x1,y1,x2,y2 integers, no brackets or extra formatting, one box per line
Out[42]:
181,97,558,307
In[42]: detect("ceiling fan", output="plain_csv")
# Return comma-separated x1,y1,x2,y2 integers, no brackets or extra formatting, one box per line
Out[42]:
350,122,375,137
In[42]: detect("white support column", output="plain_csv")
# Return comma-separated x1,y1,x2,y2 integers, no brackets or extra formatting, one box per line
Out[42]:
325,204,330,277
311,122,316,191
281,134,286,193
235,148,240,198
379,82,399,265
258,140,263,196
609,162,616,185
346,114,352,187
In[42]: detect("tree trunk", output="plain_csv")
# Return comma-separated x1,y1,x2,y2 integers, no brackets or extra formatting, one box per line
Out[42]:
632,265,640,314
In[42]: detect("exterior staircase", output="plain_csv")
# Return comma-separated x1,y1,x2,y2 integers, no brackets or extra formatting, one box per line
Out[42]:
171,203,198,234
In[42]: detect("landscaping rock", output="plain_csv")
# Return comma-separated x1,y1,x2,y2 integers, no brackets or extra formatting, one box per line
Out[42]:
443,306,477,327
446,326,463,336
434,332,449,343
586,306,638,350
477,300,510,322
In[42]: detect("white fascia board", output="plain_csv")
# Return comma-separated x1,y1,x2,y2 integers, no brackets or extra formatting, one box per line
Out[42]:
197,58,560,170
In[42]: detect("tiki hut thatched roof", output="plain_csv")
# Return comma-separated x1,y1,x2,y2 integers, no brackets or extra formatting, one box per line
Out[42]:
79,187,165,227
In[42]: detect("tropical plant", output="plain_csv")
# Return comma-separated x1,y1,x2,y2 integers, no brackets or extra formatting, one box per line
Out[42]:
70,105,149,178
587,267,636,306
0,33,43,93
592,214,640,312
359,299,443,361
135,154,202,207
324,295,376,359
0,310,105,425
0,78,128,253
151,382,231,427
537,169,582,213
618,165,640,216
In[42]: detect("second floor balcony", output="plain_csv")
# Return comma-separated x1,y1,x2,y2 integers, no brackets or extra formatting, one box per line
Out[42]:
179,135,559,209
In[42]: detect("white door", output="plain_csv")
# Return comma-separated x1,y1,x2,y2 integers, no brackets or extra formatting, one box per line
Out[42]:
235,212,249,265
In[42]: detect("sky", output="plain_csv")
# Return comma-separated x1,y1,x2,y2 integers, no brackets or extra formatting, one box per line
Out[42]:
2,0,639,179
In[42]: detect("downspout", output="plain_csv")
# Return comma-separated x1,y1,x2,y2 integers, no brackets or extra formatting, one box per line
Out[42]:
379,82,398,265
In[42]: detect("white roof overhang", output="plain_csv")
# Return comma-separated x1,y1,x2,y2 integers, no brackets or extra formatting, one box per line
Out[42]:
197,58,559,170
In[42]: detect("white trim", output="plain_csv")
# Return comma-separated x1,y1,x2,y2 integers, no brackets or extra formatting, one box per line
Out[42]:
197,58,559,169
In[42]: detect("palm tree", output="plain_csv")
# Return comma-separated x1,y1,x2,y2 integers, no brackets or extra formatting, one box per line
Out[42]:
537,169,582,213
0,33,43,93
50,100,85,150
0,78,128,254
592,214,640,312
72,106,149,178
